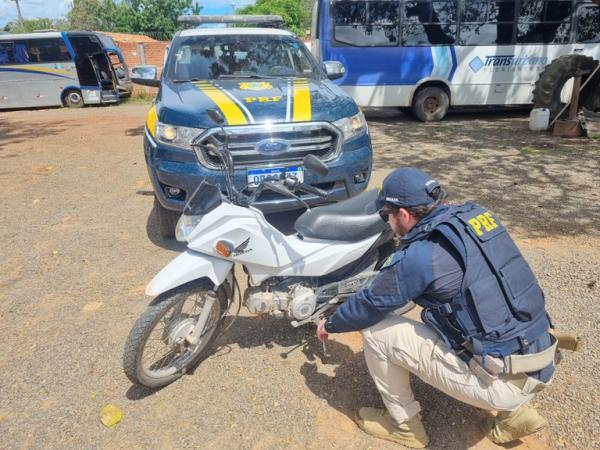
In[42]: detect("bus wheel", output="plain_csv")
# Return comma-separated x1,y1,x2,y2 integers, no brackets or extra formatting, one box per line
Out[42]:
412,86,449,122
63,89,84,108
533,55,600,120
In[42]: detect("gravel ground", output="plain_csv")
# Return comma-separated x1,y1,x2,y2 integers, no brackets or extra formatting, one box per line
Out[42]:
0,105,598,449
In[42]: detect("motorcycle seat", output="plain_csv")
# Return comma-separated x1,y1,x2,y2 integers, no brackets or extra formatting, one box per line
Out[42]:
294,189,389,241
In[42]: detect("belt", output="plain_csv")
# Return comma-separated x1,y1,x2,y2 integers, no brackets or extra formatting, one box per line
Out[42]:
503,335,558,374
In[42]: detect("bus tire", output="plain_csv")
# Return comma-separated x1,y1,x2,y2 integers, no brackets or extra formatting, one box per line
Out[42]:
63,89,84,108
154,196,179,239
412,86,449,122
532,55,600,119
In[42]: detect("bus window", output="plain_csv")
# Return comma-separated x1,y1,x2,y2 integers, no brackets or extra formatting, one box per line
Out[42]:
459,0,515,45
516,0,571,43
402,0,457,45
0,42,13,64
27,38,72,63
14,42,29,63
334,0,400,46
577,4,600,43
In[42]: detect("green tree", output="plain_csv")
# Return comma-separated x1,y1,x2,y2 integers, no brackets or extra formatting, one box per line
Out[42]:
67,0,193,38
237,0,310,37
3,18,67,33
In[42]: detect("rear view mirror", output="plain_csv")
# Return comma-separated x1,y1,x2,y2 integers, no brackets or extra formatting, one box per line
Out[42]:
303,154,329,177
322,61,345,81
131,65,158,80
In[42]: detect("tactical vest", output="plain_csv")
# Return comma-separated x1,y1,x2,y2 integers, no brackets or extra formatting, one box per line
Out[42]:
402,203,551,358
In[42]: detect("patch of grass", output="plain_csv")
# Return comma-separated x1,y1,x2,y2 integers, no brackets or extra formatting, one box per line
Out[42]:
123,92,155,104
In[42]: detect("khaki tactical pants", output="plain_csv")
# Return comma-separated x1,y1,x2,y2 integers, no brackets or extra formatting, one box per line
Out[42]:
362,314,547,423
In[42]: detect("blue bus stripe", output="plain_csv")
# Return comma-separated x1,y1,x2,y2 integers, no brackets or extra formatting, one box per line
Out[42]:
0,67,76,80
449,47,458,81
61,32,76,59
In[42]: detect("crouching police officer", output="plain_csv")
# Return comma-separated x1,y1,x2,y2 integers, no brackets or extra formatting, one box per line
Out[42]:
316,168,557,448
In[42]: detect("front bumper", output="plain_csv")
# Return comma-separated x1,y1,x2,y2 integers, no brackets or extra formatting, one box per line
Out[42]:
144,129,373,214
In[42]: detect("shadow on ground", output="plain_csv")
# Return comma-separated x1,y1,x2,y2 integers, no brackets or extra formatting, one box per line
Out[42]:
0,119,68,151
365,108,600,237
128,314,503,449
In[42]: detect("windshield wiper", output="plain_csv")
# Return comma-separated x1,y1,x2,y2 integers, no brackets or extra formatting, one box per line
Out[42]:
172,78,204,83
217,73,272,79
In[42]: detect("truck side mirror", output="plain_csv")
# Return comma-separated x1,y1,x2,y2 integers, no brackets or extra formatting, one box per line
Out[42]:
131,65,158,80
322,61,345,81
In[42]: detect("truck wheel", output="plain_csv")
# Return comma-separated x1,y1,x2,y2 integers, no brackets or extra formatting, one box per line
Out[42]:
532,55,600,119
63,89,84,108
412,86,449,122
154,197,180,239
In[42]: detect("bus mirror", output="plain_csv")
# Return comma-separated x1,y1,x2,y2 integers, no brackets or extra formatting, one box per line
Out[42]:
323,61,345,80
131,65,158,80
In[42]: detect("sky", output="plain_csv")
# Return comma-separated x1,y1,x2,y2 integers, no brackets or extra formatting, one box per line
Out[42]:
0,0,256,28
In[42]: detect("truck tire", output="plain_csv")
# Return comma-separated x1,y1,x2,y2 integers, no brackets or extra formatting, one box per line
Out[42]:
154,197,179,239
532,55,600,119
411,86,449,122
63,89,84,108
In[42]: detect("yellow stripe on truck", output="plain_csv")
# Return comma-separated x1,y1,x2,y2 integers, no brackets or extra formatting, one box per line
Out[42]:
146,105,158,137
192,81,248,125
292,79,311,122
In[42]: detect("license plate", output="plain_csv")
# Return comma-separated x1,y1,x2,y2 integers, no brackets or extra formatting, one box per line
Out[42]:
247,166,304,188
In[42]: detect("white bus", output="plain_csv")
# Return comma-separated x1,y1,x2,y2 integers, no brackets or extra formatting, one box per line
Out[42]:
0,31,119,109
311,0,600,120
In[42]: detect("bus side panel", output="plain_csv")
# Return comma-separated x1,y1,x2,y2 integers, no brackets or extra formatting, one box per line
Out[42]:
0,62,78,109
451,44,600,106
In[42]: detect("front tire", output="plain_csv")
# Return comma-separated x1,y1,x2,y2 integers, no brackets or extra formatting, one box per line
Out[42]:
123,280,228,388
154,196,180,239
63,89,84,108
412,86,449,122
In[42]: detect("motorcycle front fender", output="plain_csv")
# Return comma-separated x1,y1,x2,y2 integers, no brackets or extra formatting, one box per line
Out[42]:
145,250,233,297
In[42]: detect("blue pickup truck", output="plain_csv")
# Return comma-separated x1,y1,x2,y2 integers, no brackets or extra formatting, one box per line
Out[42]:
141,27,373,237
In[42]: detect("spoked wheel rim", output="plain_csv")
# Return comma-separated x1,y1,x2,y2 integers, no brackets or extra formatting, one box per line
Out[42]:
140,290,221,380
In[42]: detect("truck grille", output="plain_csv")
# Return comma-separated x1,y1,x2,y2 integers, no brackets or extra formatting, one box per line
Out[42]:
193,122,341,169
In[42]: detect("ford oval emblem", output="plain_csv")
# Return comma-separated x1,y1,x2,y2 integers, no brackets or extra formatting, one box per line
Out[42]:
255,138,289,155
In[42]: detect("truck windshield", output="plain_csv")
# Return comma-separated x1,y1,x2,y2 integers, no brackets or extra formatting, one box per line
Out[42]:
168,35,319,82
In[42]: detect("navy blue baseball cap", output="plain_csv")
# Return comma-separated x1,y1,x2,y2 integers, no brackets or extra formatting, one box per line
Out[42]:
366,168,440,214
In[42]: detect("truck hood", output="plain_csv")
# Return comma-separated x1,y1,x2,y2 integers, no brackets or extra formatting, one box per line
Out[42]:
158,78,359,128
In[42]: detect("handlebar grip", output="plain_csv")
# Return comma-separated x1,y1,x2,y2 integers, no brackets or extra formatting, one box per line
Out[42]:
297,182,328,198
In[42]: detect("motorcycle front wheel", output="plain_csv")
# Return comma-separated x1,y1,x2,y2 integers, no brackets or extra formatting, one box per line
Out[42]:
123,279,228,388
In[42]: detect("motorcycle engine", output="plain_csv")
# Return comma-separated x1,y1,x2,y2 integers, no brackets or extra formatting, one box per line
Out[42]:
245,285,316,320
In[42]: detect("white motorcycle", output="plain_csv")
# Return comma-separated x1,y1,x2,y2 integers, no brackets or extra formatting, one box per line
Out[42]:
123,111,396,388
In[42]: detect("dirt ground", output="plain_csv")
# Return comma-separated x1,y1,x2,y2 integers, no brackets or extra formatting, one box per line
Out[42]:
0,104,598,450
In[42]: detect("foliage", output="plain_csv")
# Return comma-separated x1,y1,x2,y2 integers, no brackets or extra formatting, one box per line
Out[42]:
237,0,311,37
3,18,68,33
66,0,193,39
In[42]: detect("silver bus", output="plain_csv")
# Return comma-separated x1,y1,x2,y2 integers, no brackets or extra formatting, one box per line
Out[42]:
0,31,119,109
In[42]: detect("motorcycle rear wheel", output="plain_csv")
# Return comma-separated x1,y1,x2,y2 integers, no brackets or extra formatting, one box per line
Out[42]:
123,279,228,388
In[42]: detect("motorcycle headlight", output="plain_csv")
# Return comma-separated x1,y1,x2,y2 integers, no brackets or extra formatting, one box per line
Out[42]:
333,111,368,142
156,122,205,150
175,214,202,242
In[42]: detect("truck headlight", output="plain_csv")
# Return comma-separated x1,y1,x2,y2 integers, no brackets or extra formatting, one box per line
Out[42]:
175,214,202,242
156,122,205,150
333,111,367,142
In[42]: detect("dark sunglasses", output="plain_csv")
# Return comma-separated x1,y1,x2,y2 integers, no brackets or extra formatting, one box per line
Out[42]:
378,205,399,223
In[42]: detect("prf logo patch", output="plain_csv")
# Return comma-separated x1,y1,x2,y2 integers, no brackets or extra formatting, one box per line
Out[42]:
244,96,282,104
239,82,273,91
468,211,498,236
